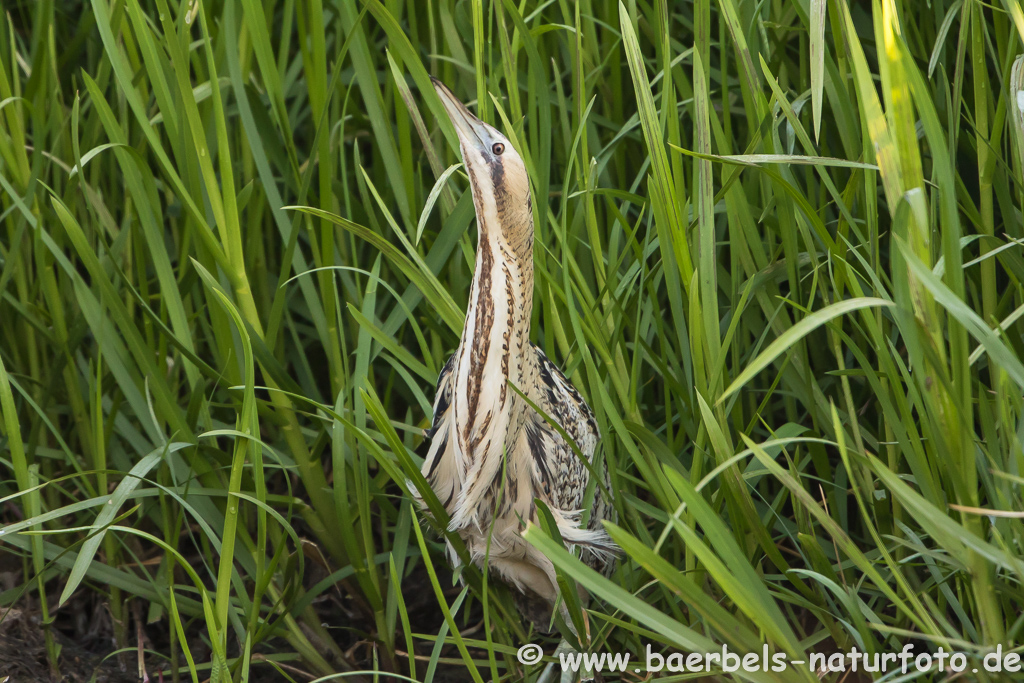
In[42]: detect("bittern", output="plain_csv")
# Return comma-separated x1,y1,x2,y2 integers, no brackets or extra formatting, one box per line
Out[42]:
418,78,617,631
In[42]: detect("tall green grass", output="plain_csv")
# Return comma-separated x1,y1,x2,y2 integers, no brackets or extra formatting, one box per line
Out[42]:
2,0,1024,681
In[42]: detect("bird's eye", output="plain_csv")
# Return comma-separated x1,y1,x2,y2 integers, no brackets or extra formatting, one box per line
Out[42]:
492,142,505,156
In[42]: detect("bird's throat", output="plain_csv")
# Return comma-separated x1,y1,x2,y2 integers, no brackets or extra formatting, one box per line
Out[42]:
453,227,534,458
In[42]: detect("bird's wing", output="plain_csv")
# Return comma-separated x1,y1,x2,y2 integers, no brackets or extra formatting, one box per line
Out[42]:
522,346,599,513
522,346,616,568
421,353,459,509
520,348,614,573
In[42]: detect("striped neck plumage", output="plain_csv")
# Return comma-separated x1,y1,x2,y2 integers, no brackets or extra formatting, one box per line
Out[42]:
462,204,535,383
446,205,534,530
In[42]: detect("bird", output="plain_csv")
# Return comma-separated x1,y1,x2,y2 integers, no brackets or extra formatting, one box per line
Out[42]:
416,77,618,635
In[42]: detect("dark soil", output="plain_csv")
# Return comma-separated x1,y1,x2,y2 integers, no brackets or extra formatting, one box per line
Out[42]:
0,553,499,683
0,607,138,683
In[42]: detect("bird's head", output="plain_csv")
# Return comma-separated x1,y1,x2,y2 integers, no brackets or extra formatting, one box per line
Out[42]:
432,78,533,257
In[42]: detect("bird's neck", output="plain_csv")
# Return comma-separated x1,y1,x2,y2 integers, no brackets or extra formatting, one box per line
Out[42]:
463,227,534,372
451,219,534,445
445,215,535,525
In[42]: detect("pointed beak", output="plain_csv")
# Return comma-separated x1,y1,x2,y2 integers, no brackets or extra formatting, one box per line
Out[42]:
431,77,489,148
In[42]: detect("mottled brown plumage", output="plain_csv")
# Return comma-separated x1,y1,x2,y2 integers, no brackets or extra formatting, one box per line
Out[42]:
416,79,617,629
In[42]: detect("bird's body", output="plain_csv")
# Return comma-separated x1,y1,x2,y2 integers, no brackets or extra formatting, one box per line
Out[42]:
419,80,616,624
